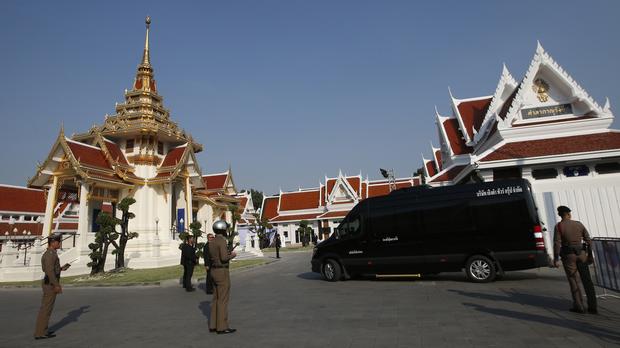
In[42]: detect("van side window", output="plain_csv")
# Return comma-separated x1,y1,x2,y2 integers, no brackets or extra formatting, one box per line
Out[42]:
370,209,417,242
338,215,361,238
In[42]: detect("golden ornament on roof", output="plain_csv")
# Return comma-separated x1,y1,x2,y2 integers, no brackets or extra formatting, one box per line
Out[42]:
532,78,549,102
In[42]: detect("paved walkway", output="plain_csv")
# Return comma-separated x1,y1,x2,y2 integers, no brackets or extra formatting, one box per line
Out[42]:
1,251,619,347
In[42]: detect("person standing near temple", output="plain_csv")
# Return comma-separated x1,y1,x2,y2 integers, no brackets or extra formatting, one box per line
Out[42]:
209,220,237,334
181,234,198,292
34,234,70,340
203,232,215,295
275,233,281,259
553,205,598,314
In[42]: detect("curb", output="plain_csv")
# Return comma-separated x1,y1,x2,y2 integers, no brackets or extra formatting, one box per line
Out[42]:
0,258,276,289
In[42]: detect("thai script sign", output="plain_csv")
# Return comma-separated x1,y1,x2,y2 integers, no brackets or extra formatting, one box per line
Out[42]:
521,103,572,119
476,186,523,197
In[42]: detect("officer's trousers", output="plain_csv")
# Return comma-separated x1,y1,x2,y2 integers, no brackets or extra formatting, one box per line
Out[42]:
561,251,597,311
210,268,230,331
205,269,214,294
34,284,57,337
183,263,194,289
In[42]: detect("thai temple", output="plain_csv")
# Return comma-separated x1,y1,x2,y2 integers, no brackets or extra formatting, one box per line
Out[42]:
420,42,620,250
0,18,260,281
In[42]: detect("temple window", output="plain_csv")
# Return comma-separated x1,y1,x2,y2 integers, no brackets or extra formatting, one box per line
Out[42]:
493,167,521,181
595,162,620,174
563,165,589,177
126,139,134,153
157,141,164,155
532,168,558,180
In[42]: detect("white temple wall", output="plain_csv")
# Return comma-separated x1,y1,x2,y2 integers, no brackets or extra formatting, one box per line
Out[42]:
530,169,620,252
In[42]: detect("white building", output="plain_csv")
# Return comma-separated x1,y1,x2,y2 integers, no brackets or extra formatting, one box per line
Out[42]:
422,42,620,253
261,171,422,246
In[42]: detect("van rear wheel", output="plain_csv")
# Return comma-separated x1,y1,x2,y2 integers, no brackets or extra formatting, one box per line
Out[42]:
465,255,496,283
322,259,342,282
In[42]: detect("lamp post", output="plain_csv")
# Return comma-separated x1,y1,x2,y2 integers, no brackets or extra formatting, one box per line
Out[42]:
155,217,159,236
21,230,32,266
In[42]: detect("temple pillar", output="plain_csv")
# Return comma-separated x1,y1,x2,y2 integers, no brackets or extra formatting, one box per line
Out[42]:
42,176,59,236
77,181,91,252
185,176,193,224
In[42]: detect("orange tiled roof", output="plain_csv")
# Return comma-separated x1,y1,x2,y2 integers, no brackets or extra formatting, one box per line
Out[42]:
481,132,620,162
66,140,111,169
458,98,492,140
279,190,320,211
0,186,46,213
203,173,228,190
261,196,279,220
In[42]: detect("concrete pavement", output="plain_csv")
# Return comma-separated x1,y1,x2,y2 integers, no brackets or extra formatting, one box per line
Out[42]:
1,251,619,347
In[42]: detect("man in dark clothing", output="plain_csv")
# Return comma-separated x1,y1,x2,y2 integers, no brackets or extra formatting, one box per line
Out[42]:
275,233,281,258
181,235,197,292
203,232,215,294
553,205,597,314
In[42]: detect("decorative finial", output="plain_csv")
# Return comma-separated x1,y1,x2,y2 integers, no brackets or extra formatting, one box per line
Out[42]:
141,16,151,66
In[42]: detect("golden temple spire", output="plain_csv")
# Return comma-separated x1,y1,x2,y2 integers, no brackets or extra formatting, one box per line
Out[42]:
141,16,151,67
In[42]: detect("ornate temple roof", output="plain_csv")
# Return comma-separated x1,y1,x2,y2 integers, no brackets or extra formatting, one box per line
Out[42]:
73,17,203,153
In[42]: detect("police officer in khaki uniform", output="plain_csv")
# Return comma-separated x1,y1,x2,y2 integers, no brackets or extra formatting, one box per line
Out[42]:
34,234,70,340
208,220,237,334
553,206,598,314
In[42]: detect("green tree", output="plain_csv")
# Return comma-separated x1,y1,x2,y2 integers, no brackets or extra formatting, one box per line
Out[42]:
178,221,204,258
249,189,263,211
88,212,117,275
296,220,314,246
110,197,139,269
249,212,272,249
227,204,241,251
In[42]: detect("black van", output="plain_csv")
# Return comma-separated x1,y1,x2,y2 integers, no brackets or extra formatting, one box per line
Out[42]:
311,179,548,282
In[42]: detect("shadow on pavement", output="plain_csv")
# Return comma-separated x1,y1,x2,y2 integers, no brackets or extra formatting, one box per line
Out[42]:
49,305,90,332
297,272,322,280
449,289,568,311
463,302,620,345
198,301,211,321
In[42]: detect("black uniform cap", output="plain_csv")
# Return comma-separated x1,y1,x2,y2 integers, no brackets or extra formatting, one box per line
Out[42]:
48,234,62,243
557,205,571,216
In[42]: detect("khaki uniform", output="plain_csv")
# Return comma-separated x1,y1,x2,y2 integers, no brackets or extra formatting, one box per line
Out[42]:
553,219,597,312
208,234,233,331
34,248,61,337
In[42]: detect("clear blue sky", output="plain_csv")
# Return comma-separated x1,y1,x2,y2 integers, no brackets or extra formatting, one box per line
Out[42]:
1,1,619,195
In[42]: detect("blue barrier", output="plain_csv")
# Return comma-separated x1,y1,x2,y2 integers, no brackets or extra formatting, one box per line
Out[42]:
592,238,620,295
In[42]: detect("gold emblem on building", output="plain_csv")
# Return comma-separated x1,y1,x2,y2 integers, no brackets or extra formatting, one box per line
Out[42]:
532,78,550,102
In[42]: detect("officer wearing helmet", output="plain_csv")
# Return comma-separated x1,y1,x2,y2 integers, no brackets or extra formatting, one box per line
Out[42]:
208,220,237,334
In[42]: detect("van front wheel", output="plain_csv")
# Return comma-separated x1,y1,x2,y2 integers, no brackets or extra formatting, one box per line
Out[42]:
465,255,496,283
322,259,342,282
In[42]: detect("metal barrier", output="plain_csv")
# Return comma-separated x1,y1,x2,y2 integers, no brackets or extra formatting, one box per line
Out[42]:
592,238,620,298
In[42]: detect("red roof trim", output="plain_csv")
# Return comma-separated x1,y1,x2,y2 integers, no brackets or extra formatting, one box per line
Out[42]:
270,213,319,223
481,132,620,162
430,165,467,183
